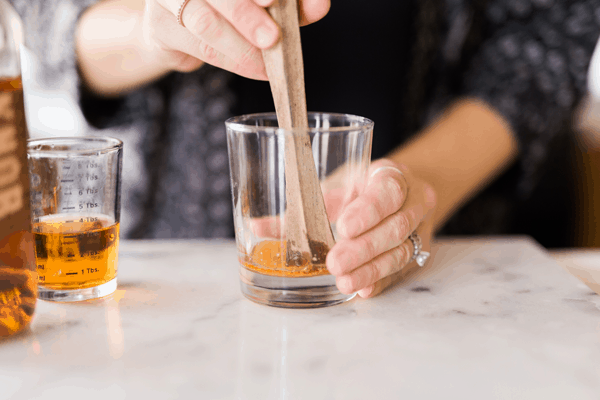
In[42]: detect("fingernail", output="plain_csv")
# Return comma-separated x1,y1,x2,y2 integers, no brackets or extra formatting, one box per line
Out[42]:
337,276,353,294
358,286,374,298
255,24,278,48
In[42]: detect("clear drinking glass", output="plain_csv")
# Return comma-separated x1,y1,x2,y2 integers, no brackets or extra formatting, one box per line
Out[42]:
226,112,373,308
27,137,123,302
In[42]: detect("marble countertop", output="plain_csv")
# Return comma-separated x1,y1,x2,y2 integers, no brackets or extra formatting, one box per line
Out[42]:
551,248,600,295
1,237,599,400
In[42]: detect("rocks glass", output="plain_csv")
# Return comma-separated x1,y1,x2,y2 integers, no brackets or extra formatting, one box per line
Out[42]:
226,112,373,308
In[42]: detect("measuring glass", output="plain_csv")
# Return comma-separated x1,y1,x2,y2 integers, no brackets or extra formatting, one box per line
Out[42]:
226,112,373,308
27,137,122,302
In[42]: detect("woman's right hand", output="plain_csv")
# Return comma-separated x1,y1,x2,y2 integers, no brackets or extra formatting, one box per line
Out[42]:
142,0,330,79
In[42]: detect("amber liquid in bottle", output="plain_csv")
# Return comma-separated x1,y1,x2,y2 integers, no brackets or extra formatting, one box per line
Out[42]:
0,77,37,338
33,216,119,290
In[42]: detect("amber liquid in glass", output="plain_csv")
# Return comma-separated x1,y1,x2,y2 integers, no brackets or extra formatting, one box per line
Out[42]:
0,77,37,337
33,215,119,290
240,240,330,277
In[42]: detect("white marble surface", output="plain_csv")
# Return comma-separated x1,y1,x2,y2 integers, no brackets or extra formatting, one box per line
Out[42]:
1,237,599,400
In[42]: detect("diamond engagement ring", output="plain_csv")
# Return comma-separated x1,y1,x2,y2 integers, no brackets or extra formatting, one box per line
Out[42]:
408,232,430,267
177,0,192,27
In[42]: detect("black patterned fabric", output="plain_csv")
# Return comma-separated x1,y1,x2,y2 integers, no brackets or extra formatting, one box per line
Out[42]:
11,0,600,246
461,0,600,197
79,68,238,239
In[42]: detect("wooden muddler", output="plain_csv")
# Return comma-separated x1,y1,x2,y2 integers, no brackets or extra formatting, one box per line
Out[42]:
262,0,335,267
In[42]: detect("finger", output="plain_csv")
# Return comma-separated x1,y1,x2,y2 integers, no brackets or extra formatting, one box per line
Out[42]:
164,50,206,72
149,1,267,79
160,0,267,77
359,224,435,299
321,161,367,223
357,285,375,299
298,0,330,25
167,36,266,79
359,264,414,299
327,201,426,276
322,186,347,222
335,239,414,294
336,164,408,239
205,0,280,48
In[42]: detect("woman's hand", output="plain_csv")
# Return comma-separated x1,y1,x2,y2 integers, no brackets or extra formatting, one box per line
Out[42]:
326,159,437,298
142,0,330,79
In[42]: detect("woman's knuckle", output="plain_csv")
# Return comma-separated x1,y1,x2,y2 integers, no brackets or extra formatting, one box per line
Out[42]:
188,6,222,39
384,178,405,208
173,54,202,72
366,261,382,284
366,200,384,224
199,42,219,62
358,235,377,260
395,244,410,267
230,0,256,28
158,49,187,70
235,46,259,68
393,212,411,238
170,52,191,69
388,219,403,245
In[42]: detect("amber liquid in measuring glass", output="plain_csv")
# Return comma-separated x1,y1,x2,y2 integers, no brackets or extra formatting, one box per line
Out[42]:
0,77,38,337
240,240,330,277
33,215,119,290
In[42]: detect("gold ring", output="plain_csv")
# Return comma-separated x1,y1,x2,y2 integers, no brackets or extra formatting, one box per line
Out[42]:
177,0,192,28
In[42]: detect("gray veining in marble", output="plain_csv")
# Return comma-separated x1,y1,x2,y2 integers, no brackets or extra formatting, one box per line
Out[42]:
1,237,599,399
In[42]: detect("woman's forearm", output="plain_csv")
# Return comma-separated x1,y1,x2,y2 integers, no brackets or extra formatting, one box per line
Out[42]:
388,99,519,231
76,0,186,97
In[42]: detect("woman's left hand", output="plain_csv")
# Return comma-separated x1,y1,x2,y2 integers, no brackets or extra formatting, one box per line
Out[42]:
326,159,437,298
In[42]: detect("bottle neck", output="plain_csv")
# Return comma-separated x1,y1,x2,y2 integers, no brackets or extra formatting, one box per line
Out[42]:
0,0,24,80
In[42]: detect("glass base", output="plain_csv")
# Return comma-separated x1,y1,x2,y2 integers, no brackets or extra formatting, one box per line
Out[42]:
38,278,117,302
240,267,355,308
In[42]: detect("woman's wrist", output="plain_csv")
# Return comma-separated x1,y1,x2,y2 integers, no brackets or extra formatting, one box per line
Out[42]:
387,98,519,231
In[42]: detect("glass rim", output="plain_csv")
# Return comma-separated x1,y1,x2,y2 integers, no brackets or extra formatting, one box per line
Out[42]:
27,136,123,157
225,112,374,134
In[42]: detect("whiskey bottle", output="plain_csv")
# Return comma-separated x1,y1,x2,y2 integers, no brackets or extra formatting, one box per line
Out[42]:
0,0,37,338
